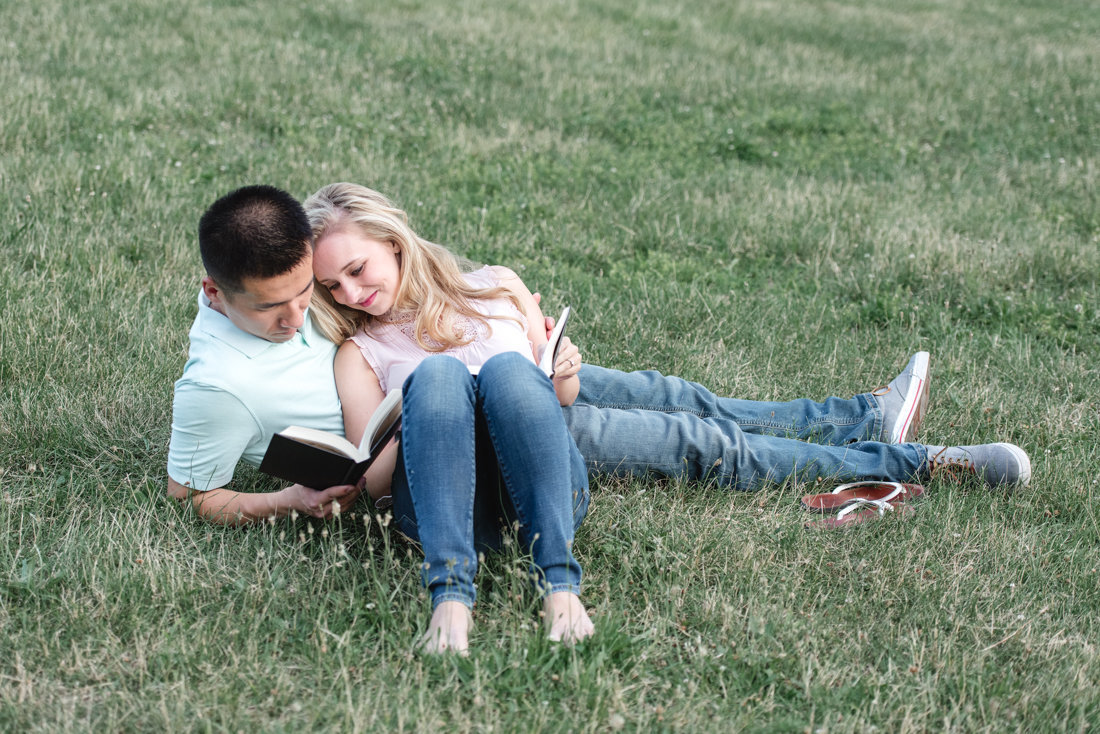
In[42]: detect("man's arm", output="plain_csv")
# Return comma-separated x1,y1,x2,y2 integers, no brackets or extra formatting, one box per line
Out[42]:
167,382,358,525
166,477,358,526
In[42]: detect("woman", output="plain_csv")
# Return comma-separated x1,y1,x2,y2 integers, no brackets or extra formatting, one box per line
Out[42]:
305,182,592,654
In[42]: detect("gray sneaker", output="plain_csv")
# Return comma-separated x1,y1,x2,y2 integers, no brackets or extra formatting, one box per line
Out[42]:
925,443,1032,489
874,351,930,444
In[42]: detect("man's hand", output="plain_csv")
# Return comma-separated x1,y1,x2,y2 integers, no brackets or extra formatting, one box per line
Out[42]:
284,482,360,519
169,476,363,525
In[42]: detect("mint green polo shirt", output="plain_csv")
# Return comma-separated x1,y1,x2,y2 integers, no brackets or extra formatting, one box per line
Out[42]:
167,291,345,491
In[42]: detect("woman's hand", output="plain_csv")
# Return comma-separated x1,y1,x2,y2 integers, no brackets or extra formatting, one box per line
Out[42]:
498,274,580,406
551,336,582,381
549,335,581,406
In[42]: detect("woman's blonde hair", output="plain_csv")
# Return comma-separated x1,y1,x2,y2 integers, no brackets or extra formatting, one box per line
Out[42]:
304,182,521,349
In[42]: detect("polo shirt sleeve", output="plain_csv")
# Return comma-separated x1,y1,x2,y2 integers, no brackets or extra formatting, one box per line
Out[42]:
167,381,261,491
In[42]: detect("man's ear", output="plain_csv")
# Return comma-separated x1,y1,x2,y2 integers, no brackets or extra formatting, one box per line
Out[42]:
202,276,229,312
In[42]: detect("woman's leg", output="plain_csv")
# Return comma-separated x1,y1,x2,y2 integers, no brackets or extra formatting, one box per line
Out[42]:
476,352,593,642
396,356,481,652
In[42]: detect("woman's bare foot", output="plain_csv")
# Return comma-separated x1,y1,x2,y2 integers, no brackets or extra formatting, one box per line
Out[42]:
419,600,473,655
544,591,594,644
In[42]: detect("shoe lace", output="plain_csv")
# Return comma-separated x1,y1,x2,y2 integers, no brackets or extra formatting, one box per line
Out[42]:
928,447,974,482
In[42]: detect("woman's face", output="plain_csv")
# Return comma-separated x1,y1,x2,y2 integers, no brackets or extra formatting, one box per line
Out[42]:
312,227,403,317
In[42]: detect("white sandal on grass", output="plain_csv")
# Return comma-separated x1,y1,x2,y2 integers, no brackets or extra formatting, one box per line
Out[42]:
804,495,917,530
801,481,924,513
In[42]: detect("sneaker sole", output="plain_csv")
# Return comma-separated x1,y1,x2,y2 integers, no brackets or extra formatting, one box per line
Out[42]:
889,351,930,444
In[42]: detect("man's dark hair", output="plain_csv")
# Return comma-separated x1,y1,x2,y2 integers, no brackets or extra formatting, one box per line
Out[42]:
198,185,312,292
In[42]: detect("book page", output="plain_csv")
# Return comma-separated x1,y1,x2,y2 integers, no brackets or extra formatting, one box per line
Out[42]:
538,306,571,377
278,426,361,459
358,388,403,455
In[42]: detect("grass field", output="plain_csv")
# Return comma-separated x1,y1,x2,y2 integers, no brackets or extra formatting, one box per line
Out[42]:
2,0,1098,730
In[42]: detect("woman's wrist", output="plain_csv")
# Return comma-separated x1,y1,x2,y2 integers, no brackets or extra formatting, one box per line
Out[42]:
554,374,580,406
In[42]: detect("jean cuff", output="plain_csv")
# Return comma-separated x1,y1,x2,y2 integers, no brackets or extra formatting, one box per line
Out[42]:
431,590,476,611
541,582,582,598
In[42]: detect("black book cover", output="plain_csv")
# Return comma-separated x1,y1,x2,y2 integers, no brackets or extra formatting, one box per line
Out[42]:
258,406,402,489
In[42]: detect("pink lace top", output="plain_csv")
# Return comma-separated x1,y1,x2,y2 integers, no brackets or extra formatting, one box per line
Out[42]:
349,267,534,393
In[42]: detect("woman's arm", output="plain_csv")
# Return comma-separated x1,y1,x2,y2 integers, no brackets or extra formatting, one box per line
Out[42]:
490,266,581,406
334,340,398,501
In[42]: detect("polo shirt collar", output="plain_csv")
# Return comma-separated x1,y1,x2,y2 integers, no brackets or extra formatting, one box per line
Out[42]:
196,290,313,358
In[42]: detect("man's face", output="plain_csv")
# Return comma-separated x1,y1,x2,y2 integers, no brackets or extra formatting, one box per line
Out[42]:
204,257,315,343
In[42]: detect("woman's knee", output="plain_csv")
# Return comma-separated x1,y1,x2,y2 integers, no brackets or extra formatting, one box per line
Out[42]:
478,351,532,381
406,355,469,388
478,352,547,402
403,355,475,421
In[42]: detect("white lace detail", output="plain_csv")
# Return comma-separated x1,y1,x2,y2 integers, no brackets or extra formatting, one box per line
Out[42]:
349,266,534,393
374,309,415,325
390,315,489,350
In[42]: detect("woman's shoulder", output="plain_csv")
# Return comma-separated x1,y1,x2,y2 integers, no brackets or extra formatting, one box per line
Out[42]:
342,329,399,392
348,330,372,349
464,264,518,289
335,337,366,365
486,265,519,284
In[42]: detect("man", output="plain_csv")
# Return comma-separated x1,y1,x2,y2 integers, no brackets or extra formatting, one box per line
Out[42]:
167,185,355,523
167,185,1031,524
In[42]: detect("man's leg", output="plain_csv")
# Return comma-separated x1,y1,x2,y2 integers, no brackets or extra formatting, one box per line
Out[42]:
564,400,925,491
574,364,879,445
574,353,929,445
564,400,1028,491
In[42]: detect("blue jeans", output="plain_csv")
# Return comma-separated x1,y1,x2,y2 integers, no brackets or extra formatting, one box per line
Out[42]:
563,365,928,491
391,353,590,610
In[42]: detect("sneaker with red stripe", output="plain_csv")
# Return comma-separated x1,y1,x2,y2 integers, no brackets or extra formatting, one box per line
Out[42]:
874,351,930,444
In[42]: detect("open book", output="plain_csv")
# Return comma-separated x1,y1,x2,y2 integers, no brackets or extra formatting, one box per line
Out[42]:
538,306,571,378
258,388,403,489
